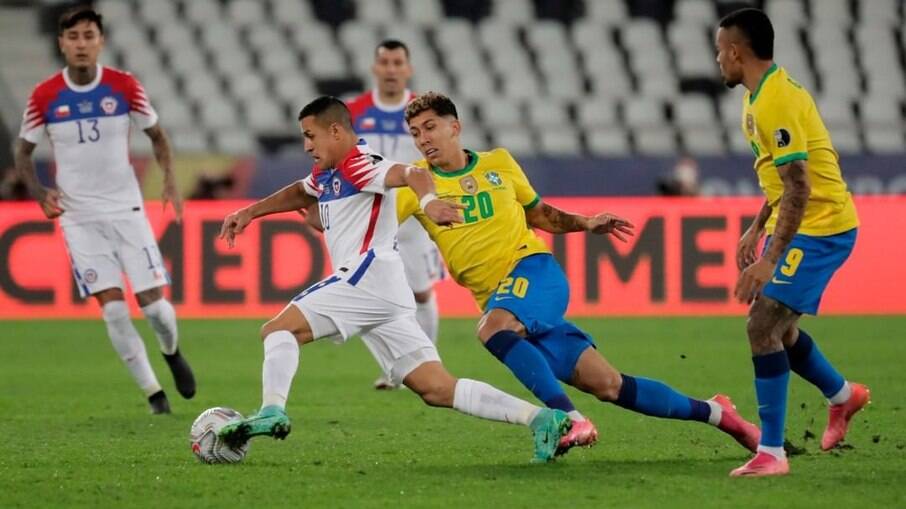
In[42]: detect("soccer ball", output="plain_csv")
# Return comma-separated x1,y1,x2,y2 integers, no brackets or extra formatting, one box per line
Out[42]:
189,407,249,464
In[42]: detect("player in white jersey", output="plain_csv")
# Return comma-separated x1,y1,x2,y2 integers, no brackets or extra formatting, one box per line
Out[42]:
217,97,573,463
314,40,444,389
13,8,195,414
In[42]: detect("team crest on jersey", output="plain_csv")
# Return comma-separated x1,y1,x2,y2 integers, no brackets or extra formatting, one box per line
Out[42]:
83,269,98,283
484,171,502,186
381,120,396,131
459,176,478,194
774,128,791,148
101,96,118,115
745,113,755,136
77,101,93,114
332,177,342,195
54,104,70,118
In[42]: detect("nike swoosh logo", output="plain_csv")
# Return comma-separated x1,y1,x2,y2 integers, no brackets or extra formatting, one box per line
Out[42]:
771,277,793,285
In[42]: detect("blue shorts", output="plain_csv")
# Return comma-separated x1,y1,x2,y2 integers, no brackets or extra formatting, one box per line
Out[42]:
762,228,857,315
484,254,595,382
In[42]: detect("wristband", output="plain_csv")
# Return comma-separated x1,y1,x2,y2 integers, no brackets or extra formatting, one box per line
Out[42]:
419,193,437,210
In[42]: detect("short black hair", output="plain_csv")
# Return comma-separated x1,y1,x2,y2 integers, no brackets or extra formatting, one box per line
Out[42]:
375,39,410,59
405,92,459,123
58,6,104,35
298,96,353,130
719,8,773,60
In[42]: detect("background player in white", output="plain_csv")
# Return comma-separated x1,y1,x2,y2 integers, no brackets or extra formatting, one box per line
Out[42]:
218,97,573,463
13,8,195,414
309,40,444,389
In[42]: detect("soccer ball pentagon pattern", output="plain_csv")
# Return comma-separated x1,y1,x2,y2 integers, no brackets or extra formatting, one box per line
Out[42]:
190,407,249,464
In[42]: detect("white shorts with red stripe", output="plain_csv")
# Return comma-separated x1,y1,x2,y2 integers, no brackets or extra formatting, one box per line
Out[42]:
289,251,435,385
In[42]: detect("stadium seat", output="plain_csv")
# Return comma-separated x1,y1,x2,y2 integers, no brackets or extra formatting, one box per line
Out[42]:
480,97,523,128
184,0,222,25
634,127,678,156
584,0,629,26
491,127,536,155
680,127,725,156
354,0,399,23
169,127,210,153
576,97,619,128
538,126,582,155
860,97,904,127
827,127,862,154
399,0,443,25
213,128,257,155
527,100,570,128
865,127,905,154
674,0,716,26
270,0,314,26
227,0,267,28
624,97,666,128
586,126,631,156
673,96,717,128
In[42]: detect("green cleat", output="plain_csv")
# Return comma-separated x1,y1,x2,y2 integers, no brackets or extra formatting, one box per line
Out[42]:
218,405,292,448
529,408,572,463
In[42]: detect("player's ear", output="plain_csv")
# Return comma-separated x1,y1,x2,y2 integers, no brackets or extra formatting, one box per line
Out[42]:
450,118,462,138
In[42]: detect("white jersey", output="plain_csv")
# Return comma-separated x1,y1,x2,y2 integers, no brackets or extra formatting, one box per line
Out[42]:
300,140,412,307
19,64,158,226
346,89,430,246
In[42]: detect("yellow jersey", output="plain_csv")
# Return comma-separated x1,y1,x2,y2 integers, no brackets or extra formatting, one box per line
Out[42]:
398,148,550,309
741,64,859,236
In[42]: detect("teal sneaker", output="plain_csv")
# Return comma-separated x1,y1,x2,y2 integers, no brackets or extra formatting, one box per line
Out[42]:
218,405,291,448
529,408,572,463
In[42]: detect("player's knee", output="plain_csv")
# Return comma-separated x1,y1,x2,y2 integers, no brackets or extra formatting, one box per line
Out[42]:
135,286,163,307
476,311,524,343
412,289,433,304
593,371,623,402
417,381,454,407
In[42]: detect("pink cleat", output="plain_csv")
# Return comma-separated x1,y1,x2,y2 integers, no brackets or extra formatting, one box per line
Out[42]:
821,382,871,451
556,418,598,456
730,451,790,477
710,394,760,453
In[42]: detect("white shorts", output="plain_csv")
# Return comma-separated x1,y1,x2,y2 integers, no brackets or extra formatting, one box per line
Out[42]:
397,218,444,294
62,214,169,298
290,276,440,385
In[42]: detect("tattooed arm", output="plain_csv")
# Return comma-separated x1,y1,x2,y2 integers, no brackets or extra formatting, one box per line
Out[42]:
763,160,810,263
525,201,635,241
737,200,773,269
734,160,810,302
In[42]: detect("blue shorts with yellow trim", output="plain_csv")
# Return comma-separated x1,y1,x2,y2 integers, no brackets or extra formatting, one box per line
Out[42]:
484,254,595,382
761,228,857,315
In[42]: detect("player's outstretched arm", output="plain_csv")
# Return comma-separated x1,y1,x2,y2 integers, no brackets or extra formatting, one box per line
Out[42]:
385,164,464,226
220,182,316,247
14,138,63,219
737,200,772,270
144,124,183,223
526,201,635,241
735,160,810,303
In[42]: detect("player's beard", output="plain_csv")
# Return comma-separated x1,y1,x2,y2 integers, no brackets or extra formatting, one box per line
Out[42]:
723,76,742,88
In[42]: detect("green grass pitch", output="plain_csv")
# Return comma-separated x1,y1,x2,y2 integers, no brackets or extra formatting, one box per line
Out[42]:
1,316,905,508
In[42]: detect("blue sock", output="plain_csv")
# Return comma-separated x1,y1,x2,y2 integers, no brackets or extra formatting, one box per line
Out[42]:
484,330,576,413
614,374,711,422
753,351,790,448
786,329,846,399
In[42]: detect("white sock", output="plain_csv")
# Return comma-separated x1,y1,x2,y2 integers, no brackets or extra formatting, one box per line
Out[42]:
102,300,161,396
568,410,586,422
828,381,852,405
452,378,540,426
757,445,787,459
261,331,300,409
414,293,439,344
140,299,178,355
706,399,723,426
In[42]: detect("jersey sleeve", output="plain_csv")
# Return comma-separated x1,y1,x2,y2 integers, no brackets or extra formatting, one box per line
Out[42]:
300,171,320,197
396,186,420,224
501,149,541,208
18,91,46,144
341,151,395,194
757,97,809,167
127,75,159,130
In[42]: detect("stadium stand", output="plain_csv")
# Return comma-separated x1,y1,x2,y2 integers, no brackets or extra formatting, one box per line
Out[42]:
0,0,903,158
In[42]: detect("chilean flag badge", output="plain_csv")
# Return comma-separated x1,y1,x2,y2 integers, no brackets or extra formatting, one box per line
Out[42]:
55,104,71,118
